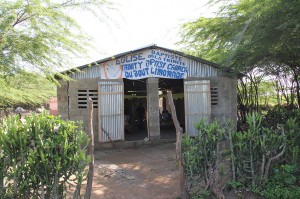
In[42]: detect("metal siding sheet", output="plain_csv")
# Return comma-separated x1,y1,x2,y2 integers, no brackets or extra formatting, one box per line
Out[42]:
98,80,124,142
70,65,101,79
187,59,219,78
187,115,202,136
184,80,211,136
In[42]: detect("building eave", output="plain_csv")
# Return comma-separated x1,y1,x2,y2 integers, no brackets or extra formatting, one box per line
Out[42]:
56,44,238,79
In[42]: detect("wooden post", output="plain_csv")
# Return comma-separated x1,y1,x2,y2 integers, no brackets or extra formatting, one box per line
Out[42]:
85,98,94,199
167,91,188,199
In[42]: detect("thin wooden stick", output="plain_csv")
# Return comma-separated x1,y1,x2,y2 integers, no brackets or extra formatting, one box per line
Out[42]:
85,98,94,199
167,91,188,199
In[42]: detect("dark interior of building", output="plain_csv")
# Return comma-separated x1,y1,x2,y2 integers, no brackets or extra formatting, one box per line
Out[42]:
123,78,184,141
158,78,184,140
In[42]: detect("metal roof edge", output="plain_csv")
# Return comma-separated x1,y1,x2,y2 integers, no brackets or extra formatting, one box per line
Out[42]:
153,46,222,69
57,44,237,77
59,44,158,76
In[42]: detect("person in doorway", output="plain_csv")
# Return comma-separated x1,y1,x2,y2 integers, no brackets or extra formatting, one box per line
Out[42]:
161,109,171,121
124,110,131,126
135,103,145,130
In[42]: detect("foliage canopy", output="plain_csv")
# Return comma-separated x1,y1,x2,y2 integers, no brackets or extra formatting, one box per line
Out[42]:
179,0,300,110
0,0,113,108
0,72,56,108
179,0,300,70
0,0,112,75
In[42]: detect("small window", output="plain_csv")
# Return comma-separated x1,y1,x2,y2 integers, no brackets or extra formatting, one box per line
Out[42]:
78,90,98,109
211,87,218,105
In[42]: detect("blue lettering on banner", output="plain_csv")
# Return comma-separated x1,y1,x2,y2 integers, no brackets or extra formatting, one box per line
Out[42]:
145,49,187,79
122,62,143,71
133,68,149,78
150,67,185,79
116,52,145,64
125,71,133,78
103,49,187,80
167,63,187,73
146,59,166,68
151,49,183,62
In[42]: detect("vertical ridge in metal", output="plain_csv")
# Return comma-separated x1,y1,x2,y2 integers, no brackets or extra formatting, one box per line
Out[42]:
98,80,124,142
184,80,211,136
187,59,219,78
70,65,101,79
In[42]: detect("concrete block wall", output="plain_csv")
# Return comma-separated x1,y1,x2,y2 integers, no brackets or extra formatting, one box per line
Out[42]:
57,78,100,142
57,80,69,119
210,77,237,124
147,78,160,140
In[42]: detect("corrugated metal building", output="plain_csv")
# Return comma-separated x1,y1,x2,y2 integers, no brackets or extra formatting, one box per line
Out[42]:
57,45,237,146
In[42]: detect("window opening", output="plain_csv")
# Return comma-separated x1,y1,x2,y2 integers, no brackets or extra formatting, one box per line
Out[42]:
78,89,98,109
211,87,218,105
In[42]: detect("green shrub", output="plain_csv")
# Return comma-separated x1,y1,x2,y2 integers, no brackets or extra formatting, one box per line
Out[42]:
182,119,225,196
226,181,243,190
182,119,225,180
0,113,90,198
259,164,300,199
272,164,297,185
264,107,300,164
283,118,300,164
190,190,211,199
182,112,300,197
230,113,287,187
264,106,300,128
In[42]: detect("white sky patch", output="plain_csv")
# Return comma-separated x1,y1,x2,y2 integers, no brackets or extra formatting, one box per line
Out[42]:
71,0,221,66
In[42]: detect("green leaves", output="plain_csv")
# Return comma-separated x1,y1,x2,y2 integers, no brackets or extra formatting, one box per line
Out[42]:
0,70,55,108
182,118,226,196
0,112,90,198
1,0,90,73
179,0,300,71
0,0,113,108
182,113,300,196
259,164,300,199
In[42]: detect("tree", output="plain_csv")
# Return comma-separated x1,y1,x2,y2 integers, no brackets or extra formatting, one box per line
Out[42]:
0,0,113,75
0,72,56,108
179,0,300,107
0,0,113,108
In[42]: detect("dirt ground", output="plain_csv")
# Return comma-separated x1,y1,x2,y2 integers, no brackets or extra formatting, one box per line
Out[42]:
91,143,181,199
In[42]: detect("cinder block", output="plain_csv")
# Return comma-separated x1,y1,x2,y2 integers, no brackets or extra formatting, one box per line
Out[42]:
149,135,160,141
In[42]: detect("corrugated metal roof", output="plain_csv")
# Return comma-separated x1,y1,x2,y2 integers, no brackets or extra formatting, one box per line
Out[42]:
59,44,233,79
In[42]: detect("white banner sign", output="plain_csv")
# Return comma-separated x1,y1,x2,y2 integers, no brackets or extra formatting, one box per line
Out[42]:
100,49,188,79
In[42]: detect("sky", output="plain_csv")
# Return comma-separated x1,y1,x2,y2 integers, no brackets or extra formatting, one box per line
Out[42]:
73,0,219,66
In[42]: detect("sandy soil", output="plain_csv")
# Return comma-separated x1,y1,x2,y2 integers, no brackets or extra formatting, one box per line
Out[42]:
91,143,181,199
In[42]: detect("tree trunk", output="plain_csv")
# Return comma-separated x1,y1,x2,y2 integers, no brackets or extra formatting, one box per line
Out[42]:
228,129,236,181
292,68,300,108
167,91,188,199
85,98,94,199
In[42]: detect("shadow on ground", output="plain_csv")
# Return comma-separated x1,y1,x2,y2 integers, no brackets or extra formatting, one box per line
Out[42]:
90,143,180,199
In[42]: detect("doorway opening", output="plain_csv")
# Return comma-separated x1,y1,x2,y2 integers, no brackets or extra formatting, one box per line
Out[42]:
123,78,148,141
159,78,185,139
